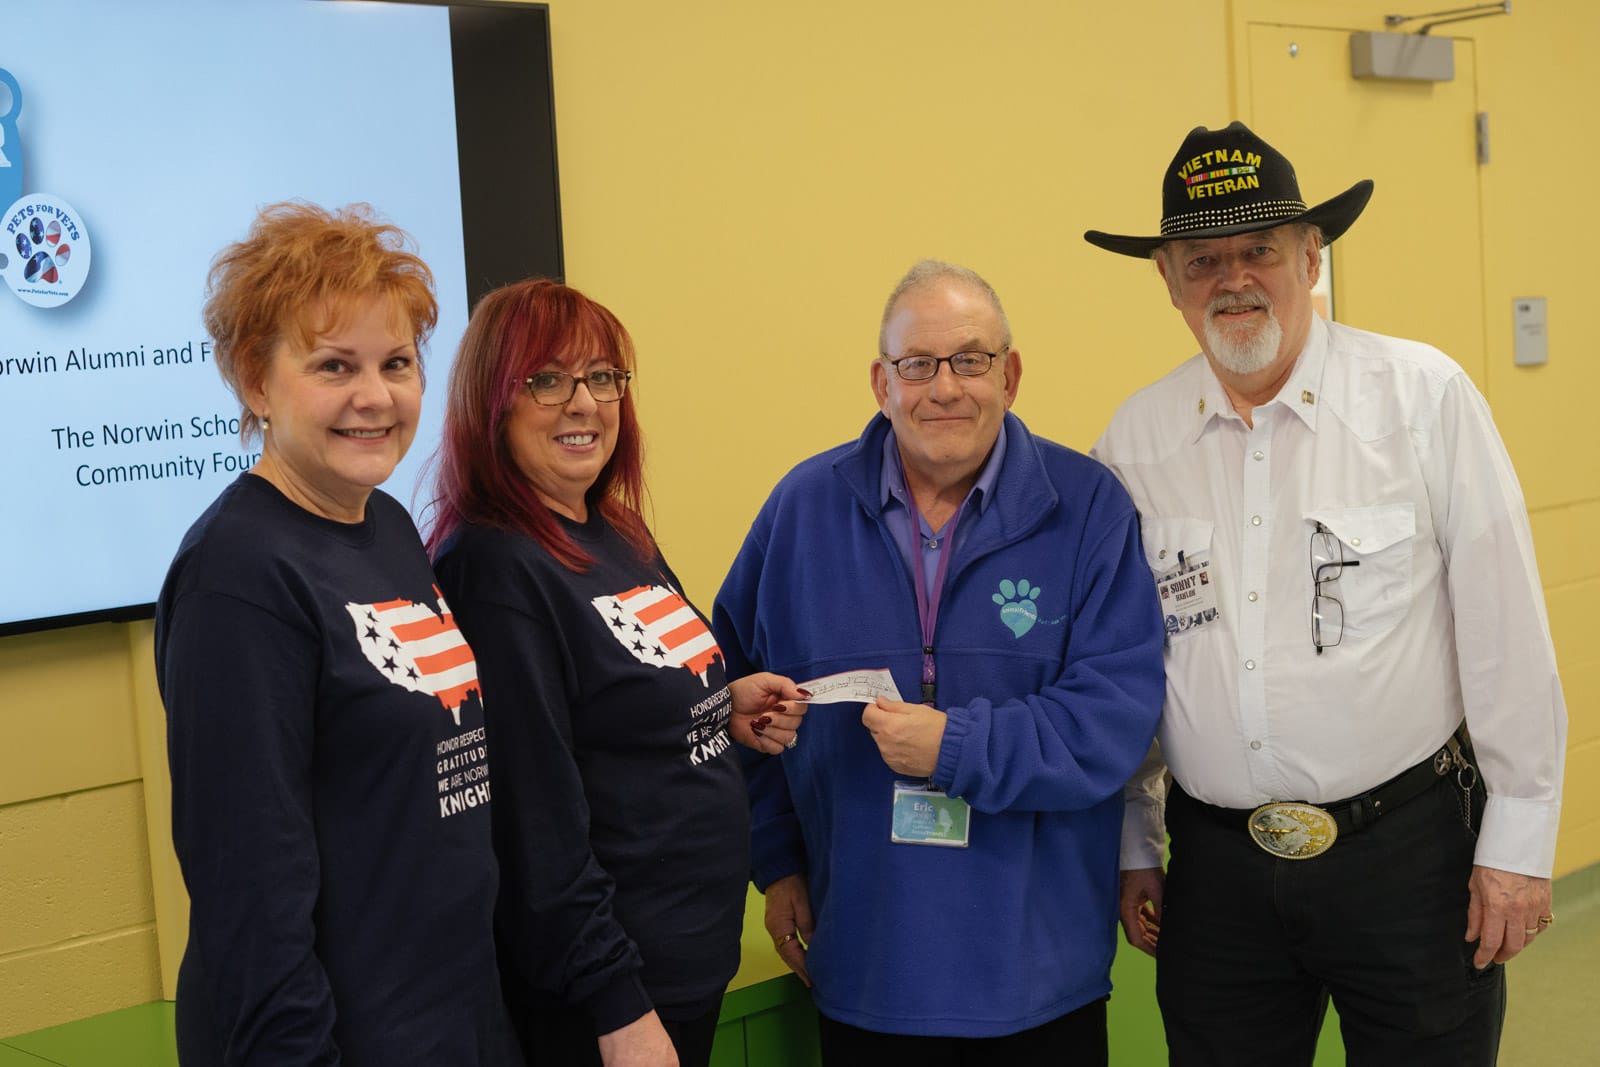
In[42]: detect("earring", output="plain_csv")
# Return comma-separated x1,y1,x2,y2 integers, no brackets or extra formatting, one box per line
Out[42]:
260,414,270,432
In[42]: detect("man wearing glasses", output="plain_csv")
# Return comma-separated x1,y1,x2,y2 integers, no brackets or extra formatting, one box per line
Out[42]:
1087,123,1567,1066
713,260,1165,1064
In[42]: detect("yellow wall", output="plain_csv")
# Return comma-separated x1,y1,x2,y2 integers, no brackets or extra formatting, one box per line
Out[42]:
0,626,162,1033
1,0,1594,1034
1468,0,1600,873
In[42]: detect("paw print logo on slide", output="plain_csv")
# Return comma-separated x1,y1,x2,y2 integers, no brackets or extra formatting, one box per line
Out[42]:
2,194,92,308
993,578,1041,638
14,216,70,284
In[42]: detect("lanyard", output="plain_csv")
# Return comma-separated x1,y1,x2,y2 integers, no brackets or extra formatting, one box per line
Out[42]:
907,501,964,705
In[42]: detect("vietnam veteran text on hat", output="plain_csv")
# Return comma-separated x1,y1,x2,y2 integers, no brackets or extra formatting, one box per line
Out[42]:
1083,122,1374,258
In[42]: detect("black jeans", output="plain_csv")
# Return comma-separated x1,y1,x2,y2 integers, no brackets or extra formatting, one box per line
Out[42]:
817,996,1108,1067
1157,774,1503,1067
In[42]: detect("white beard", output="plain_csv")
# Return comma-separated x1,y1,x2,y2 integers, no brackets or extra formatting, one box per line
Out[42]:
1204,293,1282,375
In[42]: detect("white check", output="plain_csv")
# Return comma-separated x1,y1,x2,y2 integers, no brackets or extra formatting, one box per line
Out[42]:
796,668,904,705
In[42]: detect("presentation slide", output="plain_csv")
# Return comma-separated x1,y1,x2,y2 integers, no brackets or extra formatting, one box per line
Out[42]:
0,0,514,633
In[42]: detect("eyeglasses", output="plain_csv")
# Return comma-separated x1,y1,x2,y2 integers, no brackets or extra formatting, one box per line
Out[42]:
883,351,1001,382
1310,521,1361,654
521,368,632,406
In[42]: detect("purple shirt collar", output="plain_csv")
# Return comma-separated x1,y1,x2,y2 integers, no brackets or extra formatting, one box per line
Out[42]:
878,421,1007,522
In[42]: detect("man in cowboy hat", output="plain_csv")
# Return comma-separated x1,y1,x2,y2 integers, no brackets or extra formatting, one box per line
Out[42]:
1087,122,1566,1065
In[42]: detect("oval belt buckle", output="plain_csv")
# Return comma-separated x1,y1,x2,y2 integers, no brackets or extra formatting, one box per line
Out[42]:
1247,802,1338,859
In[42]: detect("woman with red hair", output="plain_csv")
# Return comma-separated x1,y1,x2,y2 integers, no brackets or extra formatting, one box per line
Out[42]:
428,279,806,1067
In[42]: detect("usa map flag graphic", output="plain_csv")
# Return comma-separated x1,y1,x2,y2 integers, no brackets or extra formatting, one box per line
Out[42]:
592,584,722,686
346,587,481,725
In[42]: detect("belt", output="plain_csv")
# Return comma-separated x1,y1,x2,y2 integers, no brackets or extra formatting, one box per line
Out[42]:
1180,725,1476,859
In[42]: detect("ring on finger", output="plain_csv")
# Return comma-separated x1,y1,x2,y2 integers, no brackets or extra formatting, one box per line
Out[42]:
785,734,798,750
1524,927,1539,935
774,932,797,949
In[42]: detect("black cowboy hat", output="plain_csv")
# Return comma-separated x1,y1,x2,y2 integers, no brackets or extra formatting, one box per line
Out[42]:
1083,121,1374,258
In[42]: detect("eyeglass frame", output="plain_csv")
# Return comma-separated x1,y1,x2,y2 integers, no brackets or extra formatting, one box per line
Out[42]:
880,350,1005,382
519,367,633,406
1310,520,1361,654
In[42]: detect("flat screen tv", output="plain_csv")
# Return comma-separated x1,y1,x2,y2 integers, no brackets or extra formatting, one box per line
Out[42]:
0,0,561,635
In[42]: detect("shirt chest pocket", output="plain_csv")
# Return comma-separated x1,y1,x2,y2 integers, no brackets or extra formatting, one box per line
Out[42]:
1139,516,1215,577
1305,504,1415,641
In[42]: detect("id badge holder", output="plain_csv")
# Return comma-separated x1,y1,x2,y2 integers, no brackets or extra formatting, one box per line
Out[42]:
890,781,971,847
1156,552,1220,636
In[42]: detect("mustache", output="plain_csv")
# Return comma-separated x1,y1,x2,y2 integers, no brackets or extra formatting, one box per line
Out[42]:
1208,292,1273,315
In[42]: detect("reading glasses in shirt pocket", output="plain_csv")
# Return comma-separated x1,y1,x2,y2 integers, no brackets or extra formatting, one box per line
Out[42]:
1303,504,1415,641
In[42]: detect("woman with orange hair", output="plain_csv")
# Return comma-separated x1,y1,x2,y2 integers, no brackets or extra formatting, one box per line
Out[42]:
156,203,516,1066
429,279,806,1067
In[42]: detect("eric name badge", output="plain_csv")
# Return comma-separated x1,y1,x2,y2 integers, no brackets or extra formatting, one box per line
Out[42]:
890,781,970,847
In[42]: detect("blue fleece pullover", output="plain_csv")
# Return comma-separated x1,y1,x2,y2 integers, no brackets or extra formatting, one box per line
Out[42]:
712,412,1165,1037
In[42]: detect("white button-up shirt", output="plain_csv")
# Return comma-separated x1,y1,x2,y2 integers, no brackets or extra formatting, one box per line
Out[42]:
1093,316,1566,877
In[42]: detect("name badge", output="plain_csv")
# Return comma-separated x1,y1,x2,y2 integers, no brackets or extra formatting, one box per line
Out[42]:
890,781,970,847
1157,562,1219,635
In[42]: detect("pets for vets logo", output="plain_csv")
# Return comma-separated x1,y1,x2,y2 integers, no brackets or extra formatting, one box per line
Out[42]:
0,66,93,308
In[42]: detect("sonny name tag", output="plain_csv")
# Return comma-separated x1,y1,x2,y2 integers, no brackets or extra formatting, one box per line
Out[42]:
890,782,970,847
1156,564,1219,627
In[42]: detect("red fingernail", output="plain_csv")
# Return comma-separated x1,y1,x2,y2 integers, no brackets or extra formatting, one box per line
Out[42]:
772,704,787,715
797,688,813,698
752,720,767,734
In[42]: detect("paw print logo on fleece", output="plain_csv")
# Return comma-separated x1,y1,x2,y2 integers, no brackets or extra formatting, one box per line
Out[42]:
992,578,1069,638
993,578,1042,637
